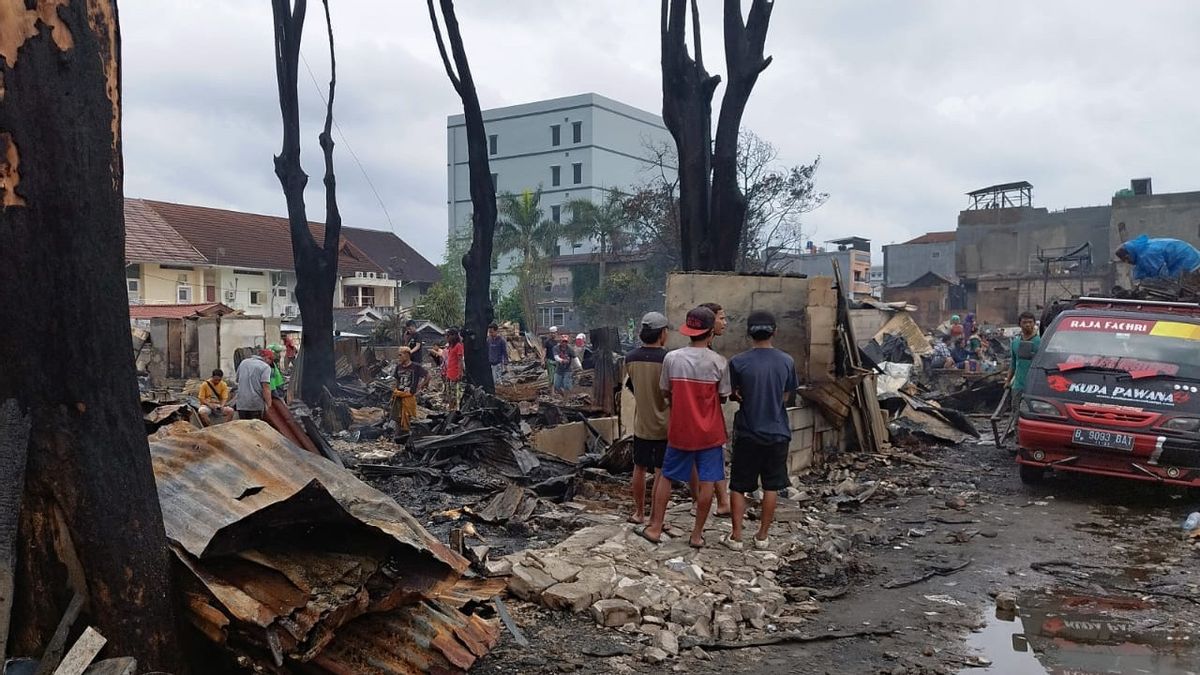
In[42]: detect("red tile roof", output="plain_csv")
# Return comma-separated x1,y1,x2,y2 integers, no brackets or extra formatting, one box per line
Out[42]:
139,199,380,275
124,199,208,265
341,226,440,284
901,231,956,245
129,303,236,320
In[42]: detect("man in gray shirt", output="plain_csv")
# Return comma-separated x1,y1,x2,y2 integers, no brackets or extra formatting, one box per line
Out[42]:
235,350,274,420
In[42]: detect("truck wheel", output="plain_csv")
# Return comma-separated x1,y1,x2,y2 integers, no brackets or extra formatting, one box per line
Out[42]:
1019,464,1045,485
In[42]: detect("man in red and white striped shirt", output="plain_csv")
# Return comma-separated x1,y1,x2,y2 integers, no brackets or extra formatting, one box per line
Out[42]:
639,306,730,548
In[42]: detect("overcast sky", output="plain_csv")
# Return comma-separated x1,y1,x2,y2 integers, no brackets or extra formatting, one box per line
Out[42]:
121,1,1200,266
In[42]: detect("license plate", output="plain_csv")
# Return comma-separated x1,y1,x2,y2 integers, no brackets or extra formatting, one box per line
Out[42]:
1072,428,1135,452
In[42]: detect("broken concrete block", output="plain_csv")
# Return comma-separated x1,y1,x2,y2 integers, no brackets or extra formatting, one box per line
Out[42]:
591,598,641,627
509,563,555,601
541,557,583,583
714,610,740,641
691,615,713,639
739,601,767,625
484,558,513,577
642,647,669,664
692,646,712,661
995,591,1017,612
643,615,664,626
669,596,711,628
683,563,704,584
575,564,618,600
543,582,599,613
654,628,679,656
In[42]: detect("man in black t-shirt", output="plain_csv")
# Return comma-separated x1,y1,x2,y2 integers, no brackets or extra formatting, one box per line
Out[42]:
391,346,429,439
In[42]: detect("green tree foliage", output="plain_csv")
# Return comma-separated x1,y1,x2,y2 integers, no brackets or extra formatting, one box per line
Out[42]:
494,287,526,328
495,189,561,330
414,232,469,328
565,188,631,289
576,269,657,331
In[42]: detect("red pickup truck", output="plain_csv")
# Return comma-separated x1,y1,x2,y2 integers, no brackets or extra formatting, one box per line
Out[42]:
1016,297,1200,487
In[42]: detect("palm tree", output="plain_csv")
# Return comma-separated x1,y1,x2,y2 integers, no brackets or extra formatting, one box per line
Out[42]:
495,189,560,331
565,188,630,290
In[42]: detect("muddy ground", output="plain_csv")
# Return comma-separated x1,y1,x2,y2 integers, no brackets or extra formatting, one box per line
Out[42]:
354,433,1200,675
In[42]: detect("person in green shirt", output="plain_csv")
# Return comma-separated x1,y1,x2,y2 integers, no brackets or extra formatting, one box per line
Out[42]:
1007,311,1041,428
267,344,286,396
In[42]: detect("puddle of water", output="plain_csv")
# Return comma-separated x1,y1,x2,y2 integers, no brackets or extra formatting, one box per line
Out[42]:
961,590,1199,675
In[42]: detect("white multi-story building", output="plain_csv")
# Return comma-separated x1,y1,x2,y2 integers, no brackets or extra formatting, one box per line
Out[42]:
447,93,673,296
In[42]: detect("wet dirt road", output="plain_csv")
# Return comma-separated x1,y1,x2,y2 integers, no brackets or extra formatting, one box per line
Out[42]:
470,437,1200,674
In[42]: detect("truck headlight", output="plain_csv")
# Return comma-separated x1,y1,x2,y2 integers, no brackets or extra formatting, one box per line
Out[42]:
1163,417,1200,433
1023,398,1060,417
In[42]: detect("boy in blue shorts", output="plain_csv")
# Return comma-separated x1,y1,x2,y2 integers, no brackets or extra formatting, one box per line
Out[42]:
639,306,731,548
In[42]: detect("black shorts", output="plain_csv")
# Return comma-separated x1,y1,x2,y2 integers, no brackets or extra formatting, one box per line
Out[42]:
730,437,789,493
238,409,265,421
632,436,667,470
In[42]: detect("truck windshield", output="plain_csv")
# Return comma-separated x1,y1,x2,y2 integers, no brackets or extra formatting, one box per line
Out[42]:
1040,315,1200,371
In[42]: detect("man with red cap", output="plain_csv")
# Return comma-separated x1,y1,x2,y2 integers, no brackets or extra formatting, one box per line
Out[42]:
639,306,731,548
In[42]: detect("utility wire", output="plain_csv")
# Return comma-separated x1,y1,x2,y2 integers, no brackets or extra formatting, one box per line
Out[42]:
299,49,397,235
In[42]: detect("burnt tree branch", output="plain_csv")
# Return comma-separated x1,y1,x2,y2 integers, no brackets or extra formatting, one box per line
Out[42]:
272,0,340,404
428,0,497,392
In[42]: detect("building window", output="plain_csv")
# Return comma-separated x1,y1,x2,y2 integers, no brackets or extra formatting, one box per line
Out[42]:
551,165,561,187
931,251,940,258
572,162,582,184
275,287,288,298
343,286,375,308
488,134,498,155
572,121,582,143
177,285,193,303
491,173,498,190
538,306,567,328
126,278,140,296
551,204,561,223
551,124,561,146
249,290,264,305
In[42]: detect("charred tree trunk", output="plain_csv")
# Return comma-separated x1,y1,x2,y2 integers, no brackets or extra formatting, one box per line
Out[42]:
0,2,181,668
661,0,774,271
661,0,719,271
429,0,496,392
272,0,341,405
710,0,774,271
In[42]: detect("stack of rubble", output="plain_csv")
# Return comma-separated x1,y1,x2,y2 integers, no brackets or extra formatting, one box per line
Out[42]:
150,421,500,672
496,501,863,660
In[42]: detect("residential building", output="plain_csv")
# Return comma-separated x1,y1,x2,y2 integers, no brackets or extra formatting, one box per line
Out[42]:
446,93,674,307
881,272,966,331
868,268,884,298
882,231,956,288
122,199,437,318
954,182,1110,324
534,250,653,332
341,226,441,309
772,237,874,299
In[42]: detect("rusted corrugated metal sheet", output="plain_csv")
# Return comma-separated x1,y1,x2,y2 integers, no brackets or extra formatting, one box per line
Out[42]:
149,421,498,672
150,420,466,568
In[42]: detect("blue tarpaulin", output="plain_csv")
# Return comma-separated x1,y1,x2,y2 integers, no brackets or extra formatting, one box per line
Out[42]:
1118,235,1200,281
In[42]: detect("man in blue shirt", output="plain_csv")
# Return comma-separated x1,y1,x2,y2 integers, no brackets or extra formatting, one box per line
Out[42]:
487,323,508,384
723,310,798,551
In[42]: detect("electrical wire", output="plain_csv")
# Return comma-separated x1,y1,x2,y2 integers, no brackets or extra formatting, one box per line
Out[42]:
298,49,397,235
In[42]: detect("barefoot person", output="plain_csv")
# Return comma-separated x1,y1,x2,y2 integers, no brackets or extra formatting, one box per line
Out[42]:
641,306,730,548
625,312,671,525
723,311,797,551
197,369,234,425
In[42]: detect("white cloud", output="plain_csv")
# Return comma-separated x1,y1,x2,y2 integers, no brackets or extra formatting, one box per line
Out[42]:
119,0,1200,268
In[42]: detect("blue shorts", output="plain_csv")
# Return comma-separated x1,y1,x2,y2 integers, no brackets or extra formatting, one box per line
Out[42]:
662,446,725,483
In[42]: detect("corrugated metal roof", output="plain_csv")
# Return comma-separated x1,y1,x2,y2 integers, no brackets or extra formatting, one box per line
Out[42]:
900,231,956,245
149,420,465,568
128,302,234,320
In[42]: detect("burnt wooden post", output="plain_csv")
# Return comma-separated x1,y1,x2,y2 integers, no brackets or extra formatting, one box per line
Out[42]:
271,0,342,405
590,327,620,415
0,2,181,667
428,0,497,392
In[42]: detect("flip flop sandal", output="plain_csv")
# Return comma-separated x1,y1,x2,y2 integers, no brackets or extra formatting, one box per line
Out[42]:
635,527,662,545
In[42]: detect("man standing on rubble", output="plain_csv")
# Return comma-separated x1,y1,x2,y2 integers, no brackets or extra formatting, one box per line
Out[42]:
697,302,732,518
234,350,273,420
1007,311,1041,432
723,311,797,551
640,306,730,548
543,326,559,391
487,323,508,385
391,346,429,440
198,369,234,425
625,312,671,525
